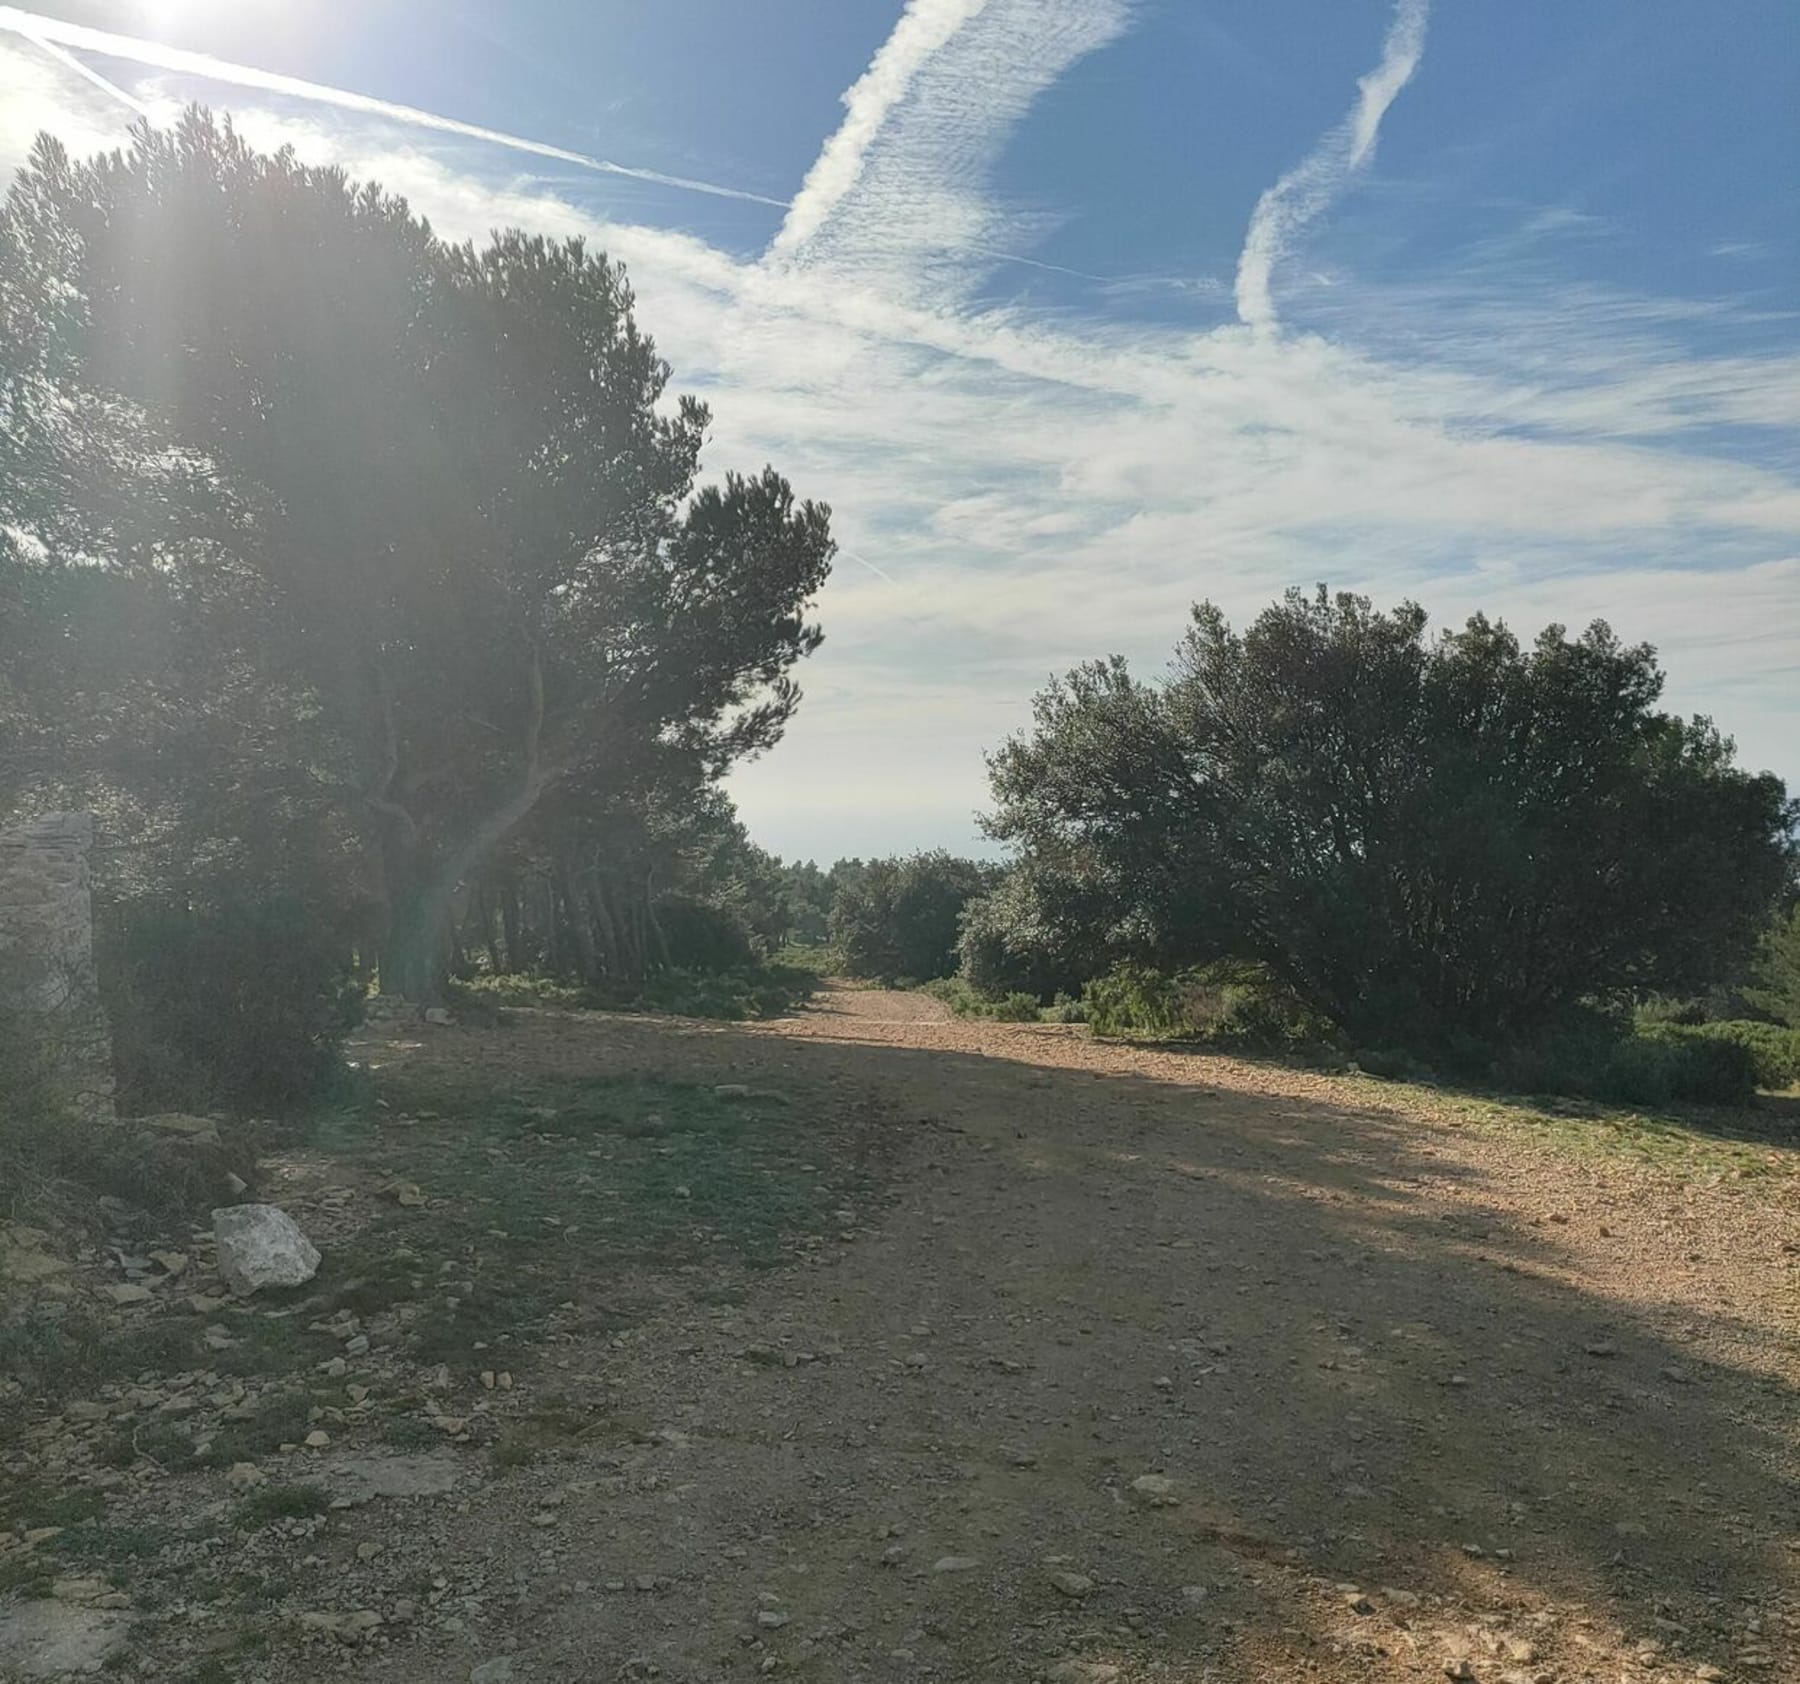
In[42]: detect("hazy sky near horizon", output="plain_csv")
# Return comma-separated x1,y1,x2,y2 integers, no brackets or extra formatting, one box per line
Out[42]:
3,0,1796,862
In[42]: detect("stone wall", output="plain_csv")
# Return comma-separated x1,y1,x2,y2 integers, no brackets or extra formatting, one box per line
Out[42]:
0,812,113,1119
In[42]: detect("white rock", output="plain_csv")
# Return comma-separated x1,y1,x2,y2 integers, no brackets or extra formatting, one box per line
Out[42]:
211,1205,320,1296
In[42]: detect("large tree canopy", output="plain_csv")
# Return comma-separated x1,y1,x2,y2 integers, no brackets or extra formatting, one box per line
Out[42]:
0,113,833,994
986,588,1795,1045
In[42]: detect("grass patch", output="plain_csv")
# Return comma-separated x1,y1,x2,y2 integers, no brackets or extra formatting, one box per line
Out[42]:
380,1415,438,1449
44,1522,183,1565
920,977,1045,1021
1330,1069,1797,1185
200,1390,317,1465
0,1312,208,1404
0,1477,107,1531
337,1068,858,1370
236,1483,329,1526
454,962,816,1023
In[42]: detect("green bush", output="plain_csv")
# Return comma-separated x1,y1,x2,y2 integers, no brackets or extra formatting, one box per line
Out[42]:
459,964,814,1022
955,871,1104,1003
1642,1020,1800,1092
654,894,757,972
99,896,363,1114
919,977,1041,1021
1083,962,1322,1048
1492,1014,1761,1107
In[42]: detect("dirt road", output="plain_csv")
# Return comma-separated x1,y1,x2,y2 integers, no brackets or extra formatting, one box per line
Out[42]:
289,986,1797,1683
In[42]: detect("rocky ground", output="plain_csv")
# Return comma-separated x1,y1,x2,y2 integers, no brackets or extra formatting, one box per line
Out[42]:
2,986,1796,1682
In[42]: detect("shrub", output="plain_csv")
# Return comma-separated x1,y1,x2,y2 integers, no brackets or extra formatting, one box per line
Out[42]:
1643,1020,1800,1092
654,894,757,973
1083,962,1322,1048
920,977,1036,1021
956,870,1105,1003
100,896,363,1114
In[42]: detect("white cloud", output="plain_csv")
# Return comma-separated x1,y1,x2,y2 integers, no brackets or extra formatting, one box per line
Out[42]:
772,0,1132,305
1236,0,1430,332
771,0,989,255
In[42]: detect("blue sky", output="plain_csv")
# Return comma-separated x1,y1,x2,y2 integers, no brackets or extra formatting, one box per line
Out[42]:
3,0,1796,861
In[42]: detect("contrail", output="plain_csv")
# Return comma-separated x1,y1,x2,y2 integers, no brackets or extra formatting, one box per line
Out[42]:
770,0,989,256
26,30,152,115
840,546,899,585
1234,0,1430,333
0,5,785,208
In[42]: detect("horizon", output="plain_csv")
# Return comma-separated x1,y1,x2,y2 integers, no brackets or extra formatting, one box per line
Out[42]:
3,0,1795,862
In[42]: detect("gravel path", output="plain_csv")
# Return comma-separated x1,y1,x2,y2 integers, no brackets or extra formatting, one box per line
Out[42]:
271,987,1800,1683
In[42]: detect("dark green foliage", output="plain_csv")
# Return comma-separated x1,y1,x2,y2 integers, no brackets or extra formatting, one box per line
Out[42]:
654,894,756,973
100,897,362,1113
1644,1020,1800,1091
1082,962,1322,1048
456,960,814,1021
988,588,1795,1052
955,866,1111,1003
830,852,996,983
1745,902,1800,1028
919,977,1042,1021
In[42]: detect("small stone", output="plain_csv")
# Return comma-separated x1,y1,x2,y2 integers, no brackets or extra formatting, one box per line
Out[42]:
931,1555,979,1573
1048,1570,1093,1599
63,1400,109,1423
1586,1341,1619,1358
102,1283,153,1306
346,1384,370,1403
356,1542,381,1562
225,1462,267,1493
423,1007,453,1026
1129,1473,1180,1506
756,1610,790,1629
304,1430,331,1449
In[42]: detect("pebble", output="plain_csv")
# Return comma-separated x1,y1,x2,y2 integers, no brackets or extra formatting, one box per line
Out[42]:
1129,1473,1179,1506
931,1556,979,1573
1048,1570,1093,1599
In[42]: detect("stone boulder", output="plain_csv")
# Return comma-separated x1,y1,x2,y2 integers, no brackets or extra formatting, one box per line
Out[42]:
212,1204,320,1296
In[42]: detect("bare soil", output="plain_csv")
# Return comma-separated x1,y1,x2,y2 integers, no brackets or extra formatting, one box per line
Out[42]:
306,987,1800,1682
8,984,1799,1682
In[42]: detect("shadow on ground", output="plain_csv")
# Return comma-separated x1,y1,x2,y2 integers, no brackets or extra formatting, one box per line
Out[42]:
345,1003,1798,1681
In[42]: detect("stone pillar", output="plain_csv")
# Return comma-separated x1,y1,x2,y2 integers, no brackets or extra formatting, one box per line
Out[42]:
0,812,113,1119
